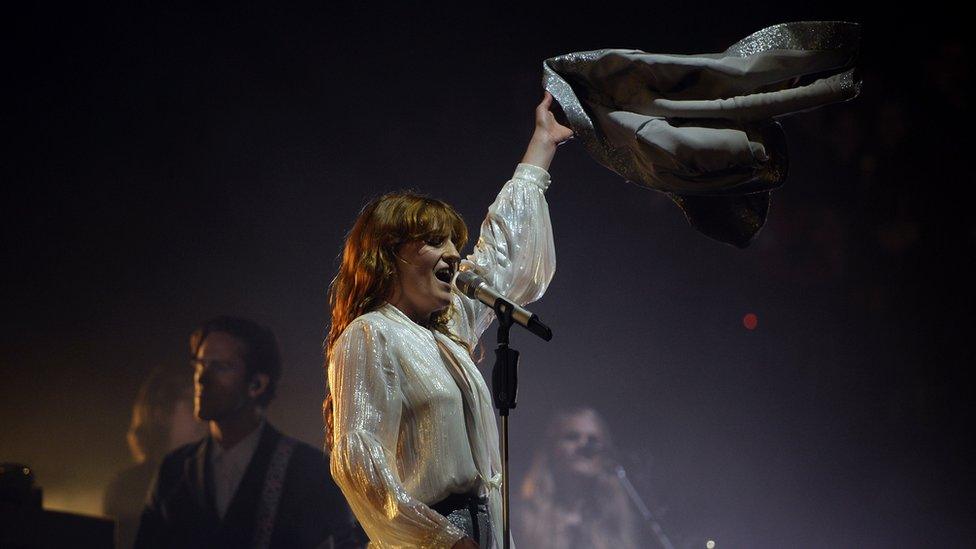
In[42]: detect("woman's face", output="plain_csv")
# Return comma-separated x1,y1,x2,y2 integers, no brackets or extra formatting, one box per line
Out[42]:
390,235,460,323
552,412,608,478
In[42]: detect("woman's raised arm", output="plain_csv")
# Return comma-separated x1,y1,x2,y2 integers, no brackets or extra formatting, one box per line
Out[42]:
450,93,573,347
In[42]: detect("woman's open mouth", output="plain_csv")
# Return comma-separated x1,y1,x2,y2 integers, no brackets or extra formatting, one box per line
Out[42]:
434,266,453,284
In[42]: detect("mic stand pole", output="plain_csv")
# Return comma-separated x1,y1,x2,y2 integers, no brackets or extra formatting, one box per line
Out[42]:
613,463,676,549
491,300,519,549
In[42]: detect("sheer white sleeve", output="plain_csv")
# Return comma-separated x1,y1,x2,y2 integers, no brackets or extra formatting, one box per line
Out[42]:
329,319,467,548
451,163,556,347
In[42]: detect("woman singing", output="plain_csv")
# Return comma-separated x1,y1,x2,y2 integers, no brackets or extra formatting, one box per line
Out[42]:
324,93,572,548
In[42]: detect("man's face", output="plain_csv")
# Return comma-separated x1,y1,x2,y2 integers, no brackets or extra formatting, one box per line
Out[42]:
192,331,251,422
169,396,207,449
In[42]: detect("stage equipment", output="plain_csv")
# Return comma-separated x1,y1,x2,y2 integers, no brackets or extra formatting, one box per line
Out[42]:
453,270,552,549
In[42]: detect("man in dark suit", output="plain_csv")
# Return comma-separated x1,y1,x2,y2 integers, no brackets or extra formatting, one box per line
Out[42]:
135,316,362,549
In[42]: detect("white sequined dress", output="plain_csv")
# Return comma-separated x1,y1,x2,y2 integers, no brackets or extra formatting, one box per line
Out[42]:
329,163,555,548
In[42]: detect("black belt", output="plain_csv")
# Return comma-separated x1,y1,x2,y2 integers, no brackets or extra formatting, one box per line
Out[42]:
430,491,487,517
431,491,489,543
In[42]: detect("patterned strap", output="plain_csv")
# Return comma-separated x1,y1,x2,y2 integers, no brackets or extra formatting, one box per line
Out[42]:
252,435,297,549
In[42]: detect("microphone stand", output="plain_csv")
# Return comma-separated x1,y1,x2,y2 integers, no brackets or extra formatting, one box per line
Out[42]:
491,299,520,549
455,266,550,548
613,463,676,549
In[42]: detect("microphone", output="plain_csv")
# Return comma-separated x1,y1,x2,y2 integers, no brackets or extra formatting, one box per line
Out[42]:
453,269,552,341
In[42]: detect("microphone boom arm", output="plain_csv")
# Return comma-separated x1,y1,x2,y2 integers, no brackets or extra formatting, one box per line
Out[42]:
455,270,553,341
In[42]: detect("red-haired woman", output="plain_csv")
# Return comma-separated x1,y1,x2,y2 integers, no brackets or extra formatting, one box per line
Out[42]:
324,93,572,548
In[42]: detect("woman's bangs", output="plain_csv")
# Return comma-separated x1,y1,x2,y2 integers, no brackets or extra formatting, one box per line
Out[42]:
411,200,467,248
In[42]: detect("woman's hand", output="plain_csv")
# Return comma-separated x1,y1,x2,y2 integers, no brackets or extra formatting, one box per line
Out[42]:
451,537,480,549
533,91,574,147
521,91,574,171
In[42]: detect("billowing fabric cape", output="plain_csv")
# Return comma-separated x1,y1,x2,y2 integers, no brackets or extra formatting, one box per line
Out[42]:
543,21,861,247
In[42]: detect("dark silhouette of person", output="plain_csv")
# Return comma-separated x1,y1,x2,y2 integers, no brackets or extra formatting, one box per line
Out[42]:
518,407,641,549
135,316,361,548
103,365,208,549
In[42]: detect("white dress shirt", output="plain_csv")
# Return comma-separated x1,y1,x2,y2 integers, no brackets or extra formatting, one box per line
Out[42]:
329,163,555,548
209,420,265,520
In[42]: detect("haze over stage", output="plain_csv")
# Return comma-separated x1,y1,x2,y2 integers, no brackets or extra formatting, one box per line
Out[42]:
2,4,972,548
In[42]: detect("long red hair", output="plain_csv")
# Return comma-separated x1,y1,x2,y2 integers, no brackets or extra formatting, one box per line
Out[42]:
323,191,469,449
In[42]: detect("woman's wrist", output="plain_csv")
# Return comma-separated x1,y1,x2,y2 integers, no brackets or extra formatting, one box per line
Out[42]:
520,132,558,170
522,92,573,171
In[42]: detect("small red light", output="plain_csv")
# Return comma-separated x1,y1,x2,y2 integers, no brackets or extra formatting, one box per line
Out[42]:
743,313,758,330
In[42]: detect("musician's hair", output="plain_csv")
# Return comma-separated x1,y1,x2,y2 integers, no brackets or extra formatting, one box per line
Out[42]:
126,365,195,464
322,191,469,450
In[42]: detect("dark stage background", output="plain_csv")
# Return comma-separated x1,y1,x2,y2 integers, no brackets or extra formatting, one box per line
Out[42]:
2,4,972,547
